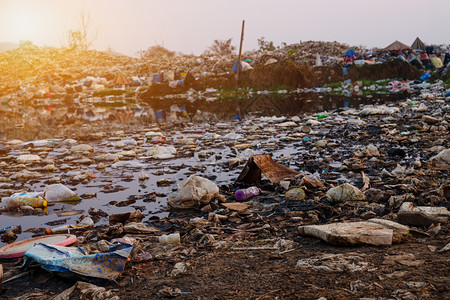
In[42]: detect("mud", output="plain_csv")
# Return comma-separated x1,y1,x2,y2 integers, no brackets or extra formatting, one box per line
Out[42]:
0,89,449,299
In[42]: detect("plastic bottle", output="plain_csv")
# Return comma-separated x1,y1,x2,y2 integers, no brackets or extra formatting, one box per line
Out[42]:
2,192,47,209
45,217,94,234
45,224,89,234
317,113,329,120
158,233,180,244
235,186,261,201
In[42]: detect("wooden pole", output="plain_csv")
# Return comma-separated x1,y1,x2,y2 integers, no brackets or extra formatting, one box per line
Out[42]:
236,20,245,87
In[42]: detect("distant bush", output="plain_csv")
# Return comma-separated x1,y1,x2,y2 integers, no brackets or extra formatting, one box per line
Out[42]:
139,45,175,59
205,38,236,55
257,37,276,52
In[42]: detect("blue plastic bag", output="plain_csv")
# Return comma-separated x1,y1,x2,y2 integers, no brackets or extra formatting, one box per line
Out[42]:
420,72,431,81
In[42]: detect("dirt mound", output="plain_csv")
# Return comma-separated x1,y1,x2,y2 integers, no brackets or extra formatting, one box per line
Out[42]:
348,60,422,81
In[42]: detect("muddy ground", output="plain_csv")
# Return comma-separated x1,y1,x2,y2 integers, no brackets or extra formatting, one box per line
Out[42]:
2,215,449,299
0,92,449,299
116,234,449,299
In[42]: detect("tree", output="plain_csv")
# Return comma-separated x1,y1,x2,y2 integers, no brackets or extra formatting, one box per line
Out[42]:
257,37,276,52
206,38,236,55
65,9,98,50
19,40,34,48
139,45,175,59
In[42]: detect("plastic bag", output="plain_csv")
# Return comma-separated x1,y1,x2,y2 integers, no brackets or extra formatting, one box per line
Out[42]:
45,184,81,202
2,192,46,209
168,175,221,209
146,145,176,159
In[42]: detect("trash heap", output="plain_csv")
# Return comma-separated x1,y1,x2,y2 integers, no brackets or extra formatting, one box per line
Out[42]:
0,44,138,96
0,41,369,98
0,83,448,298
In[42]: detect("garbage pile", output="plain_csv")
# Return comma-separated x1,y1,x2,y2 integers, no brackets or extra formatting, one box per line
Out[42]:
0,81,448,298
0,41,369,98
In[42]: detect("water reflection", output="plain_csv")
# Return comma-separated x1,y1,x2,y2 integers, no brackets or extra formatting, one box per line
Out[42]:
0,91,408,247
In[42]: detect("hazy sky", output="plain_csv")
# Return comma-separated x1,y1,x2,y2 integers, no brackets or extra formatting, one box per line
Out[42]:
1,0,449,57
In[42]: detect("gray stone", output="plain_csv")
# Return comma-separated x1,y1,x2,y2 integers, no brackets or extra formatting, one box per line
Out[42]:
398,202,449,226
298,218,409,246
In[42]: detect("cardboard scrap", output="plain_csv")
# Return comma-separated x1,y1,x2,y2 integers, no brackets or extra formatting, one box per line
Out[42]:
236,155,299,184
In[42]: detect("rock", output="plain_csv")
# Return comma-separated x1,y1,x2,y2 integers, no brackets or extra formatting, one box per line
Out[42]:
94,153,120,161
123,222,160,234
279,180,290,190
221,202,250,212
42,164,57,172
1,229,18,243
388,193,415,211
146,145,176,159
397,202,449,226
105,223,124,237
326,183,366,203
440,182,450,199
301,125,311,133
298,218,409,246
109,210,143,225
438,242,450,252
430,148,450,164
278,121,297,127
422,115,440,125
73,158,92,164
426,223,441,236
70,144,94,153
133,252,153,263
171,262,187,276
10,170,42,180
138,171,150,180
16,154,41,164
362,144,380,157
314,140,327,148
285,188,306,201
366,219,409,243
168,175,222,209
157,179,175,186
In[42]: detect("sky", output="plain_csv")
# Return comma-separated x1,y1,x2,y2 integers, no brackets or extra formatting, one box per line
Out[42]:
1,0,449,57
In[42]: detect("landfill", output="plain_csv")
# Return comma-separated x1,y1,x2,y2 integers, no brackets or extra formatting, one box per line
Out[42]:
0,39,449,299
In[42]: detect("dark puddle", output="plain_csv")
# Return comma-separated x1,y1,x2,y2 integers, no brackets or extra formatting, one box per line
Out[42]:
0,92,406,247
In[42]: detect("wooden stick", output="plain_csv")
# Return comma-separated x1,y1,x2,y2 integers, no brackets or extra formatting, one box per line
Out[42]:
232,246,277,251
0,264,3,292
236,20,245,87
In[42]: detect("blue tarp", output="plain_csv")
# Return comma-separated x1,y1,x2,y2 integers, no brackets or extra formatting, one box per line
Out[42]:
344,49,356,59
23,239,133,281
232,60,239,72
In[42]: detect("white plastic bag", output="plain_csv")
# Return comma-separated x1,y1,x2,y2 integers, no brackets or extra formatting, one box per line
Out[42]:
45,184,81,202
168,175,221,209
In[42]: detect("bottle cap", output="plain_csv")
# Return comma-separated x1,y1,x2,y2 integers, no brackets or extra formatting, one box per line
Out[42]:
45,228,52,234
